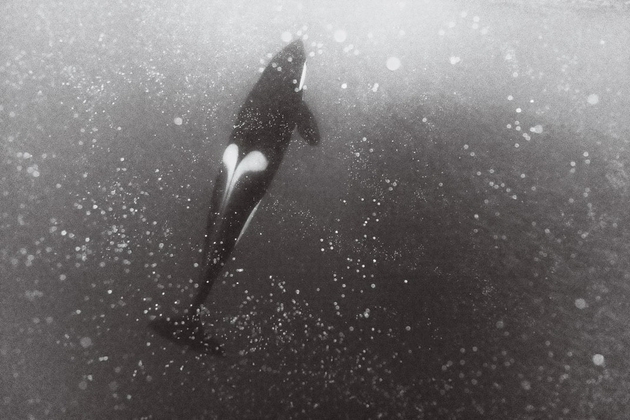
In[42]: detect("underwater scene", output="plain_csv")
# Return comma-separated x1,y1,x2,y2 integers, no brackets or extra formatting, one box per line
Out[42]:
2,0,630,418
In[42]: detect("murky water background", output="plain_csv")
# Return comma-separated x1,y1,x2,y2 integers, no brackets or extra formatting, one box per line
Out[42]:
2,0,630,419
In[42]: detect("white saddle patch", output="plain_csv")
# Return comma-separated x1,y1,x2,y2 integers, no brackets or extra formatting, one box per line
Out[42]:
220,144,268,213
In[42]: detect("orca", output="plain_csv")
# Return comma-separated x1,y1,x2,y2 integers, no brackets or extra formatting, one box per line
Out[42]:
149,39,320,355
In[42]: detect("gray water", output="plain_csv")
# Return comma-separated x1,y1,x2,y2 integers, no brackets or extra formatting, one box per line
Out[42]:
2,0,630,419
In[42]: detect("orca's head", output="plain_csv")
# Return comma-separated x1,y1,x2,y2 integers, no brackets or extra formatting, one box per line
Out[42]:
255,39,308,102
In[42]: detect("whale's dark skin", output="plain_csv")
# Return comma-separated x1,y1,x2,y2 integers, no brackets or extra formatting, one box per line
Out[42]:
149,39,320,355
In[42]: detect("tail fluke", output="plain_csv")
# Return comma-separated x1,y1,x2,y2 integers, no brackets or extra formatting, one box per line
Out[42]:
149,314,225,356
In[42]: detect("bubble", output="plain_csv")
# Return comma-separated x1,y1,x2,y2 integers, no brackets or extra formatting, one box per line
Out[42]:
281,31,293,43
575,298,587,309
587,94,599,105
173,117,183,126
386,57,401,71
80,337,93,348
334,30,347,43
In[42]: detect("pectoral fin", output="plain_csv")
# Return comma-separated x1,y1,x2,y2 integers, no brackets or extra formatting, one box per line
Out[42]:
297,102,320,146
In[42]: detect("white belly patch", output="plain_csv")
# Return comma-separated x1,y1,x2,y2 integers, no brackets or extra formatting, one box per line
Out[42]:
298,62,307,91
220,144,268,213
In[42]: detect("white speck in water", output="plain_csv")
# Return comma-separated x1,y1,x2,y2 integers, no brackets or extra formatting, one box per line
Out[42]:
592,354,604,366
80,337,93,348
575,298,587,309
173,117,183,126
587,94,599,105
449,56,461,65
281,31,293,43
